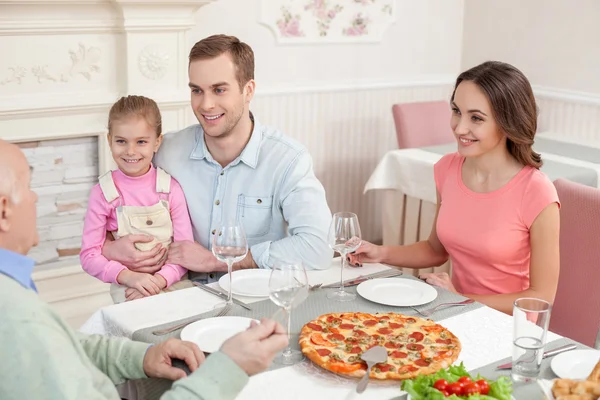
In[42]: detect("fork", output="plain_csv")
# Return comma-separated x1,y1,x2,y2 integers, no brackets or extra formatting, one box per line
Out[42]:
411,298,475,317
152,304,232,336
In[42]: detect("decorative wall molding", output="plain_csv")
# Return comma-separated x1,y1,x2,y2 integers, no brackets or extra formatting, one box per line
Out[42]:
260,0,396,44
1,43,101,86
533,85,600,107
138,44,170,80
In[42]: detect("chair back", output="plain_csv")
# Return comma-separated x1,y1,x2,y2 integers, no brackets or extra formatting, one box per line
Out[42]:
392,100,454,148
550,179,600,347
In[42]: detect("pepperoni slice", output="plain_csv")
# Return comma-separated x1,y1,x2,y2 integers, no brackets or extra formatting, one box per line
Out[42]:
316,348,332,357
436,338,452,344
377,363,392,372
350,346,362,354
306,323,323,331
398,365,419,373
339,324,355,330
390,351,408,358
310,333,336,347
354,329,367,337
388,322,403,329
407,343,425,351
377,328,392,335
409,332,425,342
415,359,431,367
327,333,345,342
405,318,417,324
379,316,391,321
384,342,399,349
328,327,341,334
363,320,378,327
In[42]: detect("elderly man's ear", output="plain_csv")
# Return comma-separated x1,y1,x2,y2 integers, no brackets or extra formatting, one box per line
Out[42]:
0,197,12,232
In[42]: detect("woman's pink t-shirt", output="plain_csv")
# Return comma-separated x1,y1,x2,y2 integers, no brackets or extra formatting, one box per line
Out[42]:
434,153,559,295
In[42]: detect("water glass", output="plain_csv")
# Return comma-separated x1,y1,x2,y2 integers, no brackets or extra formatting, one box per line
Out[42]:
511,297,552,382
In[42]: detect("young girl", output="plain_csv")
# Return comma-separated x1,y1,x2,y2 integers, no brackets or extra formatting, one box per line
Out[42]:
80,95,194,302
349,61,560,315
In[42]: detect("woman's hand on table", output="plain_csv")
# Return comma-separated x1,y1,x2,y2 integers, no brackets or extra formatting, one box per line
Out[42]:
143,338,205,380
419,272,458,293
347,241,385,266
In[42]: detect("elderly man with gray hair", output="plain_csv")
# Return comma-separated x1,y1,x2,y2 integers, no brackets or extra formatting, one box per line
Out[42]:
0,139,288,400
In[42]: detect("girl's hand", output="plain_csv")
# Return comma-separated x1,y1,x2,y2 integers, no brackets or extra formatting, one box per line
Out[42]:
347,241,385,266
117,270,162,296
419,272,458,293
124,287,145,301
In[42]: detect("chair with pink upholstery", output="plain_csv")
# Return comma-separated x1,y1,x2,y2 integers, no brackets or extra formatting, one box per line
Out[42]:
551,179,600,348
392,100,454,148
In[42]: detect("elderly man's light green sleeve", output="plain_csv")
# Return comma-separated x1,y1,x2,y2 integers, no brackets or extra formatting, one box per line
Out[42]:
161,351,249,400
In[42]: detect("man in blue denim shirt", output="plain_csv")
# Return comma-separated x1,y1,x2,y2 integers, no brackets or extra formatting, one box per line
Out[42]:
103,35,332,284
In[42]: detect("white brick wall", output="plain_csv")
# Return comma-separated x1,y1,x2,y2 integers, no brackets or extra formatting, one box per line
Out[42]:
19,137,98,269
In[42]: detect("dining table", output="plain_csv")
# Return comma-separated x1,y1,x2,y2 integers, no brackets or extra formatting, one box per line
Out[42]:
80,258,592,400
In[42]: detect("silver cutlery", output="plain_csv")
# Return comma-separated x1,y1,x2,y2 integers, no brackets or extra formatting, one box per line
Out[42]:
496,343,577,369
356,346,388,393
192,281,252,311
152,304,232,336
320,269,403,289
411,298,475,317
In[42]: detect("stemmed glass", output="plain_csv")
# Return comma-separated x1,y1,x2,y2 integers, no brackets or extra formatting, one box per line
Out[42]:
327,212,362,302
211,221,248,310
269,259,308,365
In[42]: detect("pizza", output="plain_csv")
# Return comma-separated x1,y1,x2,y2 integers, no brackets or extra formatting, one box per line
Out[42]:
299,312,461,380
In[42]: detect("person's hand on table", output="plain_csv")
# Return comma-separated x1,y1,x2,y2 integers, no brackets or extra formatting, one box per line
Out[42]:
143,338,205,380
166,241,227,272
419,272,458,293
347,240,385,267
220,318,288,376
102,234,167,274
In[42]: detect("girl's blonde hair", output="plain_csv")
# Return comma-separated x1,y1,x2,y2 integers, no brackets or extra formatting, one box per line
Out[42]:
108,95,162,136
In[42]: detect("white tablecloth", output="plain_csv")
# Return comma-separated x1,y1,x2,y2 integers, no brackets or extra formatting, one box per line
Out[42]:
80,260,562,400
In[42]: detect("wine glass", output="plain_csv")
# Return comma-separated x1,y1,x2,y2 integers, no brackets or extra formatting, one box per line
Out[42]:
269,259,308,365
211,221,248,310
327,212,362,302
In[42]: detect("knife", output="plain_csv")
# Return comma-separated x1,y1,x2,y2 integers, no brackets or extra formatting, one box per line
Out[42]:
192,281,252,311
495,343,577,369
321,270,403,289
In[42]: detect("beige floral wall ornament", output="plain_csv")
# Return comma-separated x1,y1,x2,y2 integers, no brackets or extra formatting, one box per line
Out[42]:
260,0,395,43
0,43,101,85
138,45,170,80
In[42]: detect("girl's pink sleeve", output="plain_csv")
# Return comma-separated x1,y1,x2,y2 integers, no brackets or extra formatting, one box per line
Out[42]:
80,185,127,284
155,178,194,287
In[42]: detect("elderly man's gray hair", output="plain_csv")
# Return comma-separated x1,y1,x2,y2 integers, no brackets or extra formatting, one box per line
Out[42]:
0,165,20,204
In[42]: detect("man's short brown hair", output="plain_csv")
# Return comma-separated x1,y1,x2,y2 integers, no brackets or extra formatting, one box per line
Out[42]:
189,34,254,92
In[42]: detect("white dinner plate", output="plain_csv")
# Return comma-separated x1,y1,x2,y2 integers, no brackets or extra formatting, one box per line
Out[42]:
218,269,271,297
356,278,437,307
550,349,600,379
180,316,258,353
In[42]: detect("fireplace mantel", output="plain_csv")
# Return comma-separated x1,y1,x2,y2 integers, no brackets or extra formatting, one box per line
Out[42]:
0,0,216,327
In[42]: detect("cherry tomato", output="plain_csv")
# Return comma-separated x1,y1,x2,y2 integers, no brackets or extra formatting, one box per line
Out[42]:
463,382,481,395
447,382,464,396
476,379,490,395
433,379,449,392
441,390,451,397
458,376,472,384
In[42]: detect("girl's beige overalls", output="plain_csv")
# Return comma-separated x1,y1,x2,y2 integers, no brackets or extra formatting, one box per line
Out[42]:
99,167,190,303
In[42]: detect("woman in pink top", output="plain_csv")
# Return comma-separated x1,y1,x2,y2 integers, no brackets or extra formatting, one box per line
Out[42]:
80,96,194,302
350,61,560,314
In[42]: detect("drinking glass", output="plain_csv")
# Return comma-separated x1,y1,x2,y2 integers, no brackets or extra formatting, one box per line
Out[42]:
211,221,248,310
327,212,362,301
269,259,308,365
511,297,552,382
